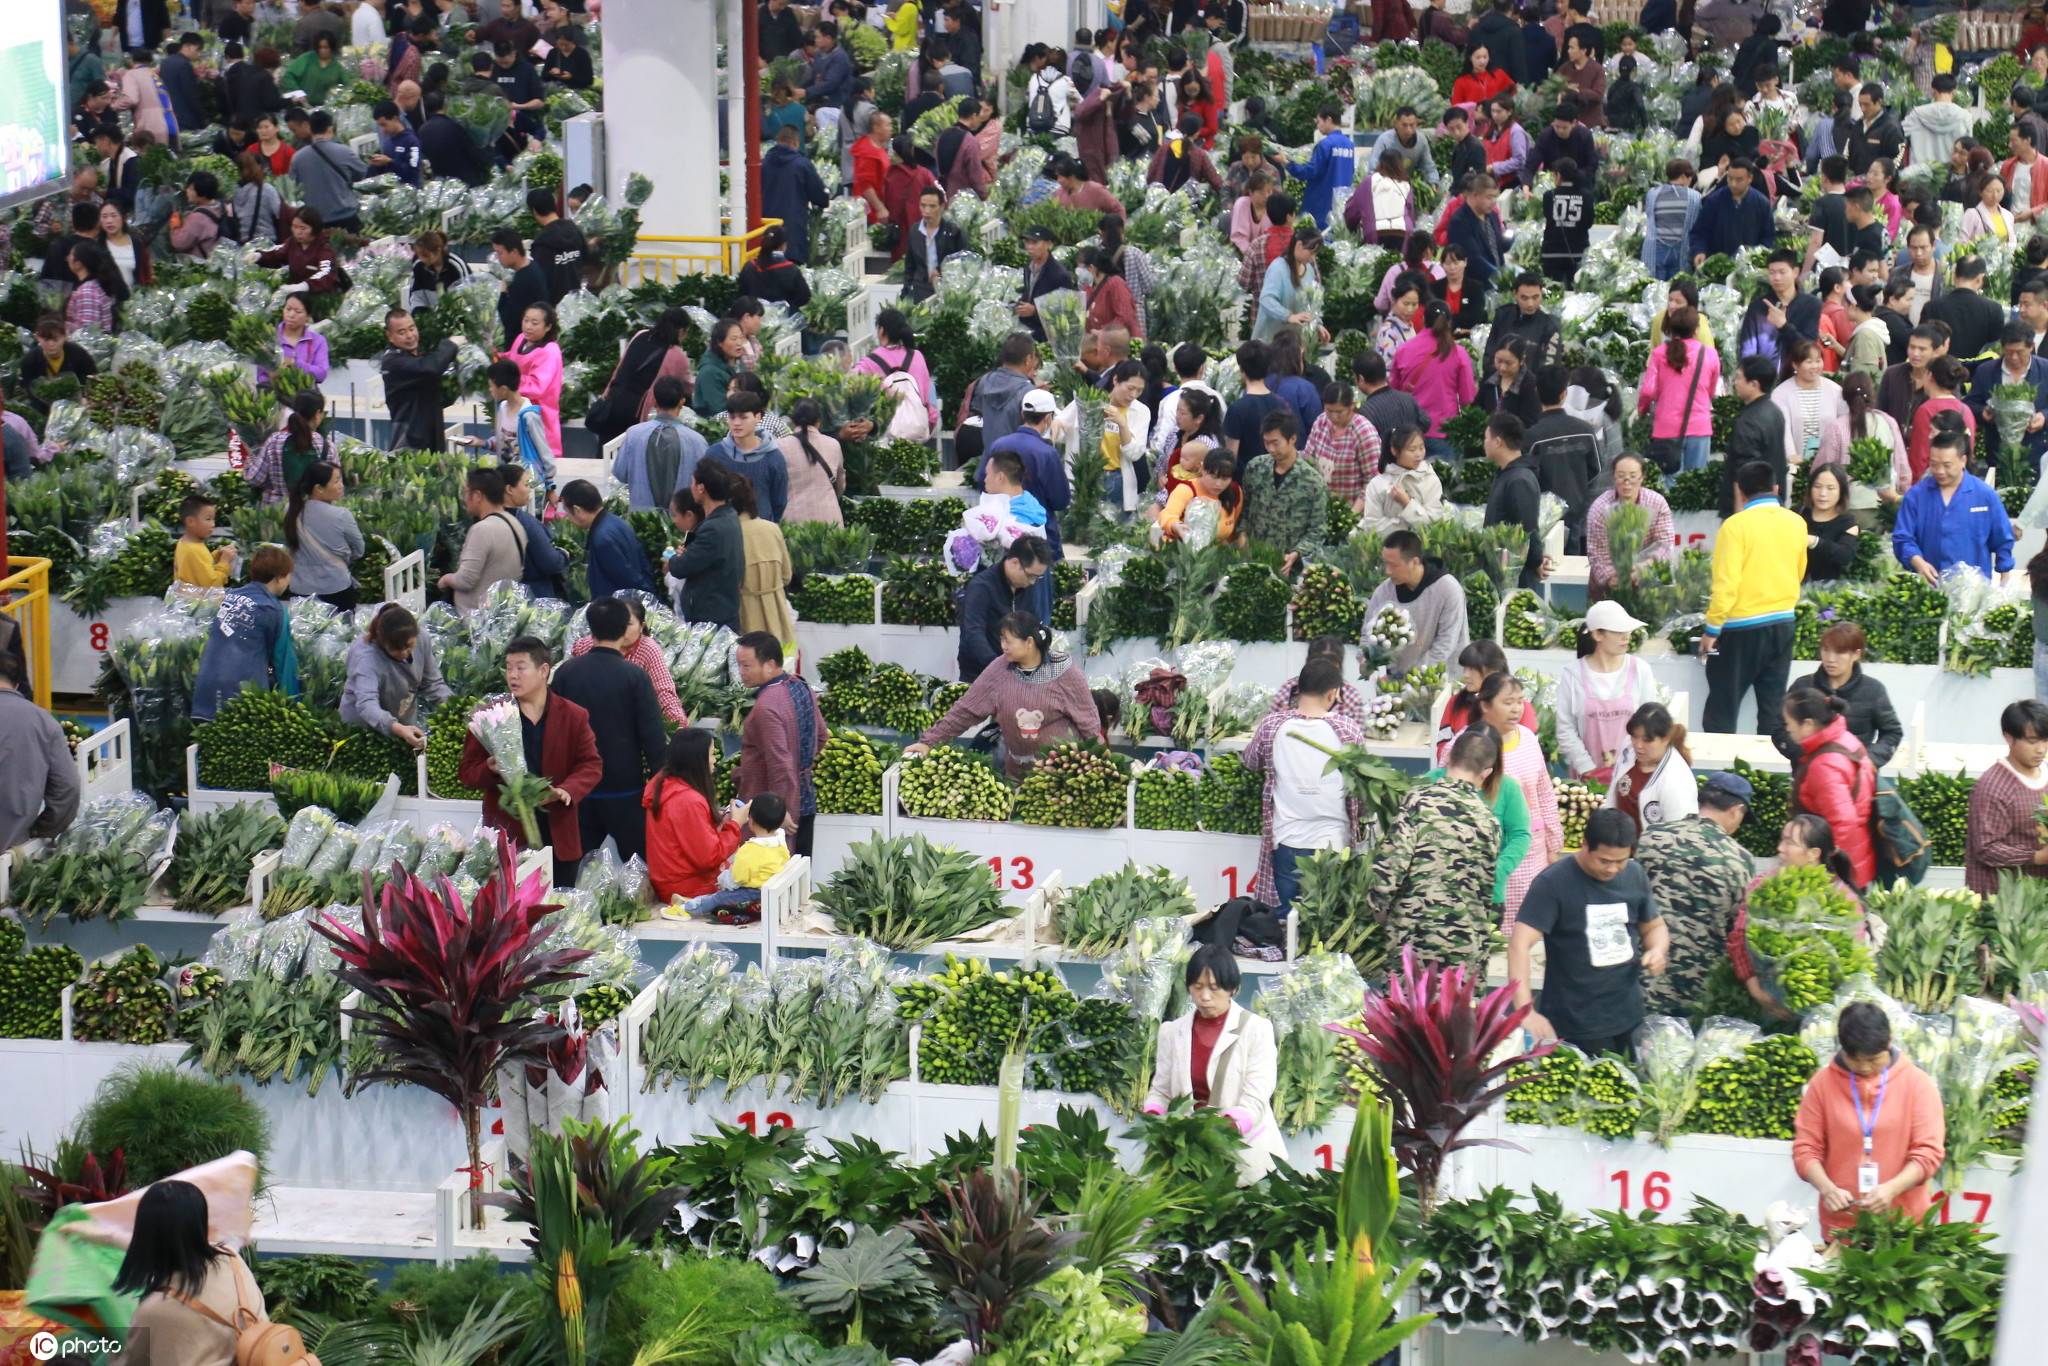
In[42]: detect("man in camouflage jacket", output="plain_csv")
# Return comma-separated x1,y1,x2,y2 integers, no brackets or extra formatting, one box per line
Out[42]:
1237,413,1329,573
1631,771,1756,1014
1371,732,1503,979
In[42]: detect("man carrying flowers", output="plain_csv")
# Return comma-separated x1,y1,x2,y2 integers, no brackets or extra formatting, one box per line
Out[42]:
459,635,604,887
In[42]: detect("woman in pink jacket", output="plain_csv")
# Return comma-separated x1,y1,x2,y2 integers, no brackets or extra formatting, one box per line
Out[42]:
1634,306,1720,471
851,308,939,434
1389,300,1476,445
499,301,565,457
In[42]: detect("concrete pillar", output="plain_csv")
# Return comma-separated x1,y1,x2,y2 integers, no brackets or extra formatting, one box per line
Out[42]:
601,0,726,241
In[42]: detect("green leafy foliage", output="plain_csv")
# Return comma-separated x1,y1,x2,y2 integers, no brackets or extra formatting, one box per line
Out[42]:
75,1064,272,1186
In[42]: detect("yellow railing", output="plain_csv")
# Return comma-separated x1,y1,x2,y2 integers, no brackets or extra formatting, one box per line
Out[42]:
1,557,54,711
623,219,785,283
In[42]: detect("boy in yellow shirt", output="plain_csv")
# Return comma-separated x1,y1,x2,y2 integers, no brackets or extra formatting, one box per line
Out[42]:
171,493,238,589
665,793,792,923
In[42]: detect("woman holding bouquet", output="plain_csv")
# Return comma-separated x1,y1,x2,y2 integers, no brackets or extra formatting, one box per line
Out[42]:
1477,671,1562,931
458,635,604,887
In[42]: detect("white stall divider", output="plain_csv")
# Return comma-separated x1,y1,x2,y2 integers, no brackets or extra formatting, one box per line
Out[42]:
383,548,427,615
74,719,133,809
186,744,279,817
412,752,484,827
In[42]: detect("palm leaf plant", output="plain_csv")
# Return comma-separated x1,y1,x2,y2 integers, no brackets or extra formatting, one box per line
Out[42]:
314,833,592,1225
1284,730,1414,834
1327,946,1551,1220
904,1168,1079,1349
788,1226,938,1352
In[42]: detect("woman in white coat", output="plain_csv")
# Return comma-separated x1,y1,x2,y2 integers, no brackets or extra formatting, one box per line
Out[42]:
1144,946,1288,1185
1601,702,1699,830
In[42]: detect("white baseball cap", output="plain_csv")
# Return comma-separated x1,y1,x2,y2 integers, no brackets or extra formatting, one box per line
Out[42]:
1584,600,1645,634
1020,388,1059,415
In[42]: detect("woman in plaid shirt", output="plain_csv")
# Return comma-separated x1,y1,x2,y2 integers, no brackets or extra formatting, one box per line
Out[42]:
63,240,127,335
1301,381,1382,509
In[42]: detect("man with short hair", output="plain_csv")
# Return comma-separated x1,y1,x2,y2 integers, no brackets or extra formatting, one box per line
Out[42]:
760,132,828,265
972,333,1042,452
0,648,79,853
289,109,369,231
1967,322,2048,470
491,229,549,349
1488,274,1564,370
1239,409,1328,574
613,375,706,512
1014,226,1074,341
1525,365,1602,554
440,466,529,611
1482,413,1546,589
370,99,424,186
957,535,1053,680
498,463,570,599
1369,105,1440,186
1803,155,1850,276
1361,530,1468,676
666,458,745,628
936,98,994,200
1701,460,1806,733
1741,249,1822,369
379,308,460,451
1054,153,1126,218
1511,808,1669,1055
1277,102,1356,229
1531,97,1598,181
735,631,829,857
1893,224,1945,326
1721,354,1790,519
1223,339,1285,473
1242,655,1365,927
1845,80,1903,175
2007,121,2048,224
1894,431,2016,583
419,88,488,185
901,186,965,302
562,478,654,600
1352,350,1429,439
1373,725,1504,979
160,32,207,134
1925,256,2006,362
757,0,804,60
551,596,665,862
492,39,548,150
1446,173,1507,295
804,20,854,105
1879,324,1946,436
981,391,1070,624
1688,159,1774,267
456,635,603,886
1903,70,1976,171
1632,771,1756,1013
2019,275,2048,353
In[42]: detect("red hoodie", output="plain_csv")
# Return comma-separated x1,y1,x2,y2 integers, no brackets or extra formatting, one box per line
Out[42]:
642,773,745,901
1792,715,1878,887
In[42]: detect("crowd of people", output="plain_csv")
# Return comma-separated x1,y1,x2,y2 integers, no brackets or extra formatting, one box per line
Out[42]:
15,0,2048,1256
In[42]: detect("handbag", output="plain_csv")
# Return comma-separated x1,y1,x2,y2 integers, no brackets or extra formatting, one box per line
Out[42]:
1646,339,1705,474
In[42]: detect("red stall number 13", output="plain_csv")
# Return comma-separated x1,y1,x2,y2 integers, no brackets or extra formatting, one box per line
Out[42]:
987,855,1035,890
1610,1170,1672,1211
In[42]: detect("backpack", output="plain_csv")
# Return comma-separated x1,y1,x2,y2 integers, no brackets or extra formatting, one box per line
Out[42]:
178,1265,323,1366
881,369,932,442
644,422,685,507
1027,73,1059,134
1809,741,1932,887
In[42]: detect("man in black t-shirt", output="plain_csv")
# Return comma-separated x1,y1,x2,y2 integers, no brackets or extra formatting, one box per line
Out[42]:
1223,339,1286,478
1925,255,2007,362
1510,808,1668,1057
1803,155,1850,276
527,188,588,302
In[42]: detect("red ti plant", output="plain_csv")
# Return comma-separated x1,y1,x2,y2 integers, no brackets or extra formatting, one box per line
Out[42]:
18,1145,129,1221
315,832,591,1224
1326,947,1552,1221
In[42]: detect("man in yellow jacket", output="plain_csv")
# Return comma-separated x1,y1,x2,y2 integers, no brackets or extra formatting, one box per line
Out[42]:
1699,459,1807,734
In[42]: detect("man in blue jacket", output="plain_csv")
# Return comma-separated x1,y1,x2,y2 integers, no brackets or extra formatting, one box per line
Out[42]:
1447,175,1508,297
1688,159,1775,269
761,123,829,262
803,21,854,105
1277,102,1354,230
501,463,571,600
561,479,654,602
955,535,1052,680
979,388,1071,624
1892,431,2016,582
1967,323,2048,475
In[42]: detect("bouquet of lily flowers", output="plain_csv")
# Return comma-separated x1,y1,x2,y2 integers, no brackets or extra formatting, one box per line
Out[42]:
1036,288,1087,371
468,695,556,847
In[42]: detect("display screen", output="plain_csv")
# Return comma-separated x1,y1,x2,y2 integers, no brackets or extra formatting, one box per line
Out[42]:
0,0,71,214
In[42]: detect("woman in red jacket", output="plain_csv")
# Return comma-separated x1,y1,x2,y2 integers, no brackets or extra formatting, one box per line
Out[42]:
1452,44,1515,110
1079,247,1143,338
643,729,747,903
456,637,605,887
255,208,345,309
1784,687,1878,887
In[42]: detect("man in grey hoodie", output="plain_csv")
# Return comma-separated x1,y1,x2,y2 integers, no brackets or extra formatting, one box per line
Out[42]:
1361,530,1468,678
289,110,369,230
1901,72,1978,173
971,332,1043,455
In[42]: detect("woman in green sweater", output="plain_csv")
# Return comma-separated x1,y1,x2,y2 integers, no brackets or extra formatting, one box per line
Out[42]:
692,319,746,416
284,35,349,109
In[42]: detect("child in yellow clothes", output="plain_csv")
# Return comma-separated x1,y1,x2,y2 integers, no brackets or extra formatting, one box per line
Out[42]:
664,793,791,921
172,493,238,589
